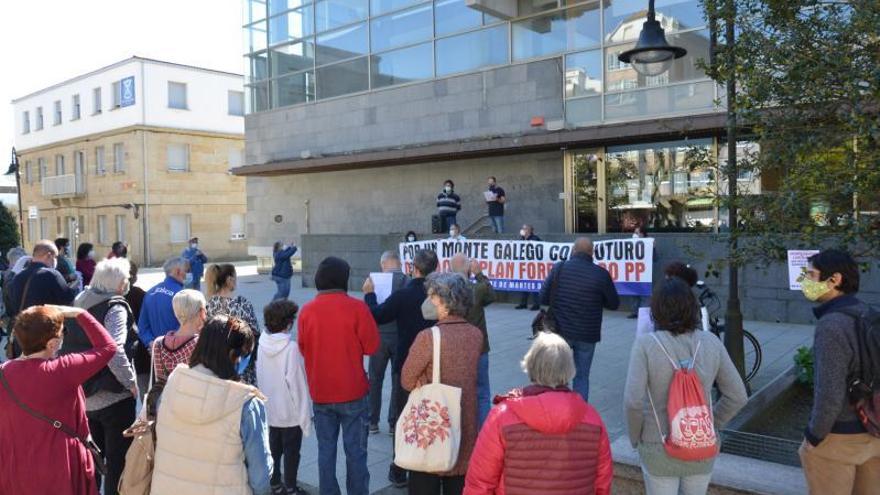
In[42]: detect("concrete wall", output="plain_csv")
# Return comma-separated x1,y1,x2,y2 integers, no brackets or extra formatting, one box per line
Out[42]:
244,58,564,165
299,233,880,325
246,150,566,248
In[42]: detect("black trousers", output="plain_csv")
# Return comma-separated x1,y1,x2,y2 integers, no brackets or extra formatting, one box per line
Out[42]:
390,386,411,478
87,396,136,495
269,425,304,489
408,471,465,495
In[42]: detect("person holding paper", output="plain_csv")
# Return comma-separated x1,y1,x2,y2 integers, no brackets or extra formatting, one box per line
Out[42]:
515,224,542,310
485,176,506,233
366,251,409,435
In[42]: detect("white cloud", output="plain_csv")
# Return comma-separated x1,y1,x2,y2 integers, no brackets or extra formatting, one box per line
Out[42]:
0,0,244,196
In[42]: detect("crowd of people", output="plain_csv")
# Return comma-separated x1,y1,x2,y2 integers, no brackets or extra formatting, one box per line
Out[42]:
0,234,876,495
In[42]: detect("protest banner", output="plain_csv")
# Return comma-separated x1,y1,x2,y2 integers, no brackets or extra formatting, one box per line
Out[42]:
399,238,654,296
787,250,820,290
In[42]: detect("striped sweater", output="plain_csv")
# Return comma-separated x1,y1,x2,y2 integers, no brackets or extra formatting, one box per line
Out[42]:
437,191,461,215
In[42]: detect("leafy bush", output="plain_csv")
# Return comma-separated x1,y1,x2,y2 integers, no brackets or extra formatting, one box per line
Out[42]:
794,346,814,389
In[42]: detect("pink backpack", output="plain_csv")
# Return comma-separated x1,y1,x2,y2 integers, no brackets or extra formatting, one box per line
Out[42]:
647,333,719,461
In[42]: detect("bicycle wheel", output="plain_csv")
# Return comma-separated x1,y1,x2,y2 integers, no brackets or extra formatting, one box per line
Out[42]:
742,329,763,382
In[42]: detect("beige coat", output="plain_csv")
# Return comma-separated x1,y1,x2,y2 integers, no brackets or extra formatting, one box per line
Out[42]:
150,365,262,495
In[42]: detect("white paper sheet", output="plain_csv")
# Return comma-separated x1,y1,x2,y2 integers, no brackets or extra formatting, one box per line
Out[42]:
370,272,393,304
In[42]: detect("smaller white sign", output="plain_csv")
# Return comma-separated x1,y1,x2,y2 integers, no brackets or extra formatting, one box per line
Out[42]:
483,191,497,202
787,250,820,290
27,206,38,219
370,272,393,304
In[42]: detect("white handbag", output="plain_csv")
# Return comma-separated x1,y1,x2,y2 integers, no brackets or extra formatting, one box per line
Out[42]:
394,326,462,472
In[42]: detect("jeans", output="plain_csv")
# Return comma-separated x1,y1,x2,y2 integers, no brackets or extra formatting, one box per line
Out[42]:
630,296,645,316
519,291,540,307
568,340,596,403
269,426,303,490
368,333,401,428
408,471,465,495
477,352,490,428
87,396,136,495
489,216,504,233
273,276,292,300
642,467,712,495
313,396,370,495
440,214,457,232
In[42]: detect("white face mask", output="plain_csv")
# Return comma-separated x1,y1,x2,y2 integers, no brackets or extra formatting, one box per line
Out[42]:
88,250,95,259
191,243,198,249
633,233,640,239
444,186,452,193
449,230,457,237
520,229,527,237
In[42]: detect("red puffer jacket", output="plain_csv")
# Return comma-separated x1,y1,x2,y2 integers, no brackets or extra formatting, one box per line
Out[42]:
464,386,613,495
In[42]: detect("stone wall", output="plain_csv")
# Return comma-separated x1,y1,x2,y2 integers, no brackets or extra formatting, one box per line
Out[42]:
246,150,566,246
300,233,880,325
244,59,564,166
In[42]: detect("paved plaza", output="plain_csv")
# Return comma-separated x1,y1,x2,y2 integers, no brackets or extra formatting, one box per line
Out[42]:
137,262,814,494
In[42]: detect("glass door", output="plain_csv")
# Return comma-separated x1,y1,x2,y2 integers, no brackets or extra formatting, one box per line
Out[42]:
565,149,605,233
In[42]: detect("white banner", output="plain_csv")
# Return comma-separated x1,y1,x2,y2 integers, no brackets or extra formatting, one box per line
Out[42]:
399,238,654,295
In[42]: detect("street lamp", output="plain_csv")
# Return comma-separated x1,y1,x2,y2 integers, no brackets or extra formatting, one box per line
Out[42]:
618,0,688,76
5,148,24,244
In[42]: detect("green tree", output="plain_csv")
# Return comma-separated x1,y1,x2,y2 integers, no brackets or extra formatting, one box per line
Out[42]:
696,0,880,264
0,203,20,256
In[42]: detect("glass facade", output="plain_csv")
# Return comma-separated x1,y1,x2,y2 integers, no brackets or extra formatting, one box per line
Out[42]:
244,0,715,124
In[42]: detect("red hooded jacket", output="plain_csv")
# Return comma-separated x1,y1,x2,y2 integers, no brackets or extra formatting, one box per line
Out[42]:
464,386,613,495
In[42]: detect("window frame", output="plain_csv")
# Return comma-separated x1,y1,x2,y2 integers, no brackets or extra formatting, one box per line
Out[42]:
167,143,190,172
167,81,189,110
169,214,192,244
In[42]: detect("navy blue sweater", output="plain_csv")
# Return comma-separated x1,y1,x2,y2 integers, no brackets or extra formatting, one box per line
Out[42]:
365,277,437,372
540,253,620,343
6,261,77,318
436,192,461,216
271,246,298,279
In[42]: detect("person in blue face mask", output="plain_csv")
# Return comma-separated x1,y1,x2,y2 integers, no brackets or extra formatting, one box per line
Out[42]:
151,315,273,495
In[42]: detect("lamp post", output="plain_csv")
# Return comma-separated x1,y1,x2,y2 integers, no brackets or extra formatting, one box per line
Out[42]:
6,148,24,245
618,0,688,76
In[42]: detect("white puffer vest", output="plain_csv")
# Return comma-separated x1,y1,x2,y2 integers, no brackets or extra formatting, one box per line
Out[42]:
150,365,261,495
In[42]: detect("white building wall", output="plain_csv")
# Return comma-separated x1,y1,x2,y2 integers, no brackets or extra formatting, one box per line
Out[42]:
13,59,144,151
142,62,244,135
12,58,244,152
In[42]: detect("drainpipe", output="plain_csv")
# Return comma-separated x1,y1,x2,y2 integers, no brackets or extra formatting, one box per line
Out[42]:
140,60,151,266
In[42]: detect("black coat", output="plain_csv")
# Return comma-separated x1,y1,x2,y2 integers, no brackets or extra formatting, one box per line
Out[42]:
540,253,620,343
365,277,436,372
6,262,77,318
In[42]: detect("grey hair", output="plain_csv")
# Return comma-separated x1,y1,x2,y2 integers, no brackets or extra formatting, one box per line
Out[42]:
521,332,577,388
163,257,189,275
91,258,131,293
380,250,400,265
425,272,472,318
172,289,206,325
6,246,27,265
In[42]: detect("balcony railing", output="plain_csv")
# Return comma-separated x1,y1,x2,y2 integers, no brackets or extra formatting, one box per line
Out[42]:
42,174,85,197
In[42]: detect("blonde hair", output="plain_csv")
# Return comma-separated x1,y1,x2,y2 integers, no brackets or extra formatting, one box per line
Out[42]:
204,263,237,298
172,289,207,326
521,332,576,387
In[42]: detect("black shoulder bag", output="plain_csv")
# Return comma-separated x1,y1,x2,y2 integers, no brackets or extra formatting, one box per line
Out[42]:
0,365,108,476
531,261,565,337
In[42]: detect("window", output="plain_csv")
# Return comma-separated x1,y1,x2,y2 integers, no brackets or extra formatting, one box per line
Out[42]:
268,6,314,46
513,5,601,61
228,91,245,116
56,217,62,236
434,0,495,36
22,111,30,134
370,42,433,89
314,0,368,33
97,215,107,244
95,146,105,175
370,4,433,52
28,218,37,243
74,151,85,193
36,107,44,130
228,148,244,169
371,0,421,15
316,57,369,98
606,51,630,71
24,161,31,184
316,23,368,66
270,40,317,77
54,101,62,125
271,72,315,106
168,82,188,109
167,144,189,171
78,215,85,235
115,215,126,243
72,94,81,120
38,158,46,181
113,143,125,172
39,217,48,239
112,81,121,108
170,215,191,243
55,154,65,175
436,25,508,76
93,87,102,114
230,214,246,239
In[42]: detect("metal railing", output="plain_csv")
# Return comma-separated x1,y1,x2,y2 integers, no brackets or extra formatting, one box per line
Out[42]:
42,174,85,197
